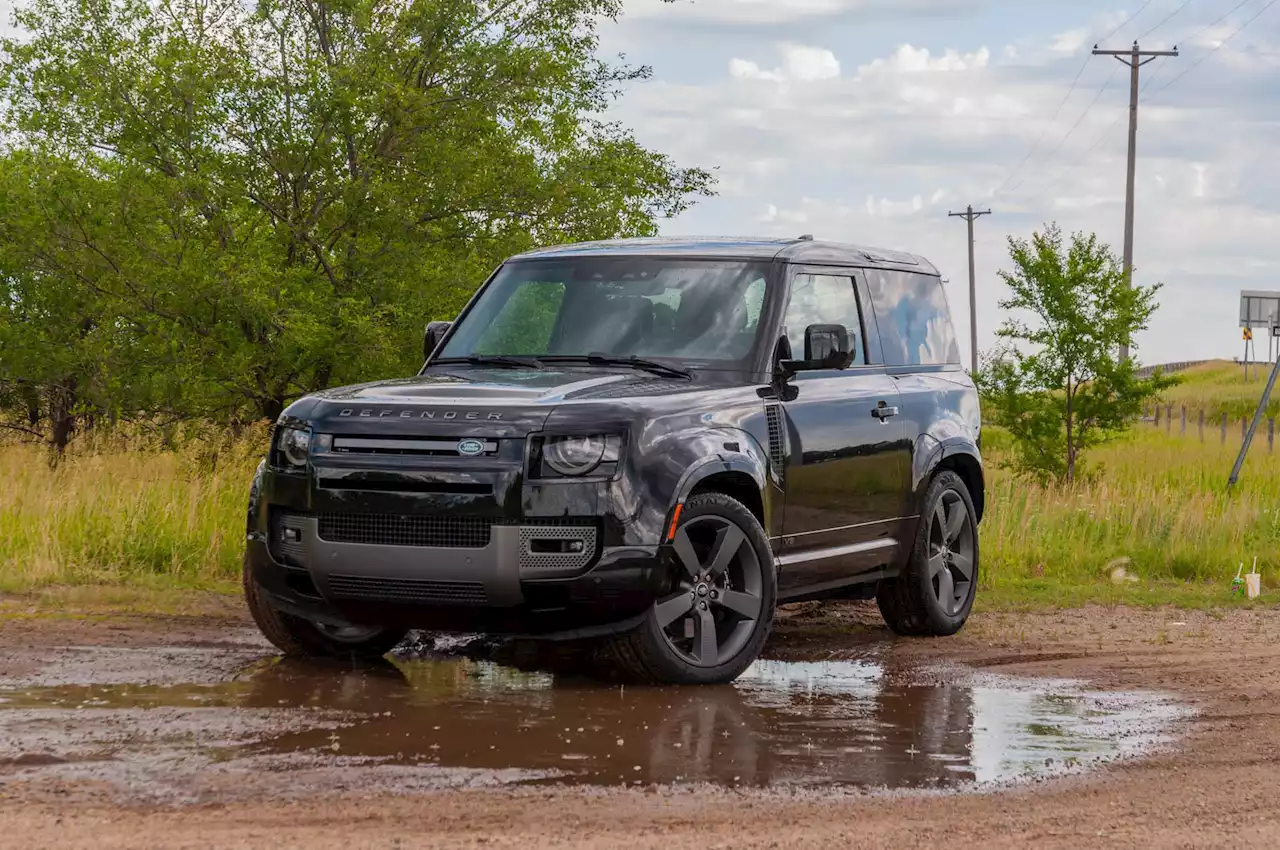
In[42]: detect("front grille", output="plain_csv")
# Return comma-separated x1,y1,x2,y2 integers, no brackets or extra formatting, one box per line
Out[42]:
317,513,494,548
327,575,488,605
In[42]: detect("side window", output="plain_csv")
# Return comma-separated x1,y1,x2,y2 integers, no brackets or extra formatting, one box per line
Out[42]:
782,273,867,366
865,270,961,366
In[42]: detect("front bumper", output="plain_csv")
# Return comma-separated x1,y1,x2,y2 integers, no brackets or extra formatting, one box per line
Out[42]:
247,516,669,637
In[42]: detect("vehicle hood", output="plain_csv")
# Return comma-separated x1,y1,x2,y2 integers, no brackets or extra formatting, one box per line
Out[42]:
284,368,703,437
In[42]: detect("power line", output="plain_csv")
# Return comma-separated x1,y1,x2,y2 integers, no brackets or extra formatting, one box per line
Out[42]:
991,59,1091,196
1147,0,1280,101
1173,0,1257,49
1005,63,1122,196
1136,0,1196,41
1102,0,1160,40
991,0,1158,197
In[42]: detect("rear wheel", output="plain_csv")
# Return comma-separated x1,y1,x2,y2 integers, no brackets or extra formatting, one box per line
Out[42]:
607,492,776,685
877,470,978,637
243,557,408,660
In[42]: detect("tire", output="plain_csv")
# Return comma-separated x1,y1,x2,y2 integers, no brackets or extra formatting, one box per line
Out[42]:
606,492,776,685
877,470,979,638
243,557,408,660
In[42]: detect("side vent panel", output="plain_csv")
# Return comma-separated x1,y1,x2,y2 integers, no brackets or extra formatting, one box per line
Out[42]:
764,403,786,480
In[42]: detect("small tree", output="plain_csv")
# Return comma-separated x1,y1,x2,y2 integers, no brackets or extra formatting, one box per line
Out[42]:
978,223,1176,483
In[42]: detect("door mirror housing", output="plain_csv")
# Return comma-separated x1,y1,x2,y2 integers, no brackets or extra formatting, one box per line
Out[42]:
424,321,452,360
777,325,855,377
804,324,853,368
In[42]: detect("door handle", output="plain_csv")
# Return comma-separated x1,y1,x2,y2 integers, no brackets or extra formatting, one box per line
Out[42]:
872,404,900,421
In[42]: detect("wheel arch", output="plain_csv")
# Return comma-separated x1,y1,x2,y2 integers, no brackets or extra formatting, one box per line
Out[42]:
661,430,773,539
687,470,765,527
937,451,984,523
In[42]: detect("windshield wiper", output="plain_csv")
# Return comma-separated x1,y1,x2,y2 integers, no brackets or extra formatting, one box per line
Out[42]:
543,354,692,381
433,355,544,369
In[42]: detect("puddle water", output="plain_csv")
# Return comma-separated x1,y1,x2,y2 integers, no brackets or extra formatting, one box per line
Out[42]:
0,649,1187,796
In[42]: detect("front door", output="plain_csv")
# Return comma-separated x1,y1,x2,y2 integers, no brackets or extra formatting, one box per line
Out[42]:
776,270,910,596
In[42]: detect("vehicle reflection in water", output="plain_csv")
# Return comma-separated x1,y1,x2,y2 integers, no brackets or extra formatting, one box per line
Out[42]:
232,653,1182,790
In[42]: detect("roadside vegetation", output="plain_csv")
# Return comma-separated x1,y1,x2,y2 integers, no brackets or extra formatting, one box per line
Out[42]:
1155,359,1280,421
2,415,1276,611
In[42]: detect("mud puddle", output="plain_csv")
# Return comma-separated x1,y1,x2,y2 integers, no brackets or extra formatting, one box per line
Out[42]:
0,638,1187,803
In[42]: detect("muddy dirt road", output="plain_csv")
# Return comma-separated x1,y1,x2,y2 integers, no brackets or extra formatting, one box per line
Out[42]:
0,602,1278,848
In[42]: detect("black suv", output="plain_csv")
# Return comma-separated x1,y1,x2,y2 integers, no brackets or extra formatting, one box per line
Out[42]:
243,236,984,685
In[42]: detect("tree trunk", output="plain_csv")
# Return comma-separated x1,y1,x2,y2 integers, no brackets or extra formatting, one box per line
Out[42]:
259,395,285,422
1064,378,1075,483
48,378,79,462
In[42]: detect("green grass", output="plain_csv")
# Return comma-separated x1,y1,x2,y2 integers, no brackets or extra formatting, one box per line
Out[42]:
1157,359,1280,420
1,404,1278,615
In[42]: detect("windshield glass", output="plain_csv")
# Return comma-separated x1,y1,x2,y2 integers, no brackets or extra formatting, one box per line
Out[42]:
437,258,770,368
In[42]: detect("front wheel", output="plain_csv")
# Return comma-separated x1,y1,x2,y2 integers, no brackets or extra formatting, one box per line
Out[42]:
877,470,979,637
606,492,777,685
243,558,408,660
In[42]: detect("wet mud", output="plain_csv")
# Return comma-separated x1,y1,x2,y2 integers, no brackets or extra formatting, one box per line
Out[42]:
0,634,1186,804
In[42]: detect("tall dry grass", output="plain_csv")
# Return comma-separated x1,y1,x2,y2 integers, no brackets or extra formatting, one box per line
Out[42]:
0,417,1277,597
981,426,1280,590
0,424,268,591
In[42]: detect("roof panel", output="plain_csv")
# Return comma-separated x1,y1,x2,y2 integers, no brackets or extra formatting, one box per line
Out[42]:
509,236,938,274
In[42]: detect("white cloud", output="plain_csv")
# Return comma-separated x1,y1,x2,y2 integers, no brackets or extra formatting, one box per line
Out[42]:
731,43,841,82
1048,27,1088,55
857,44,990,76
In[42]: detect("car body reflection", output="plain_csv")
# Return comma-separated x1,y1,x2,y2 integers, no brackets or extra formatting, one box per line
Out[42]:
238,654,1179,790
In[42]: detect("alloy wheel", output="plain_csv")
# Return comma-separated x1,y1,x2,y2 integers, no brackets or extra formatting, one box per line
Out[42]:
653,514,764,668
928,489,975,616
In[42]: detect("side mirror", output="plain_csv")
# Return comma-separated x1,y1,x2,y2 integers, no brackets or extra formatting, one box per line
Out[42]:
804,324,854,369
423,321,452,360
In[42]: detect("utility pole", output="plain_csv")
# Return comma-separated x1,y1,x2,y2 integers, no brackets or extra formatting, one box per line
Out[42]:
948,205,992,375
1092,41,1178,362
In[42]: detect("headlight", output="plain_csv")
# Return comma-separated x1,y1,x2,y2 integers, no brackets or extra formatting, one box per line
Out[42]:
274,426,312,468
538,434,623,478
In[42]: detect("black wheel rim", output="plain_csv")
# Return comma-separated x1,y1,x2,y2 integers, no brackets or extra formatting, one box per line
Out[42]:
653,514,764,668
928,489,975,616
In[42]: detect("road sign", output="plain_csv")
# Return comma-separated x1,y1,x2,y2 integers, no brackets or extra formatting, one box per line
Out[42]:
1245,327,1253,341
1240,291,1280,329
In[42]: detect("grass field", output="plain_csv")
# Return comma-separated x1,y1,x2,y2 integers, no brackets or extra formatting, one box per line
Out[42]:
2,372,1279,613
1157,359,1280,420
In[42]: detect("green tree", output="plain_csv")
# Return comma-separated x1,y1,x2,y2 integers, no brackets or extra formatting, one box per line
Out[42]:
0,0,712,436
978,223,1176,483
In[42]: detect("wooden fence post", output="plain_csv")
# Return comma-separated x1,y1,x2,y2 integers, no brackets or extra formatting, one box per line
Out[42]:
1269,418,1275,453
1222,413,1228,445
1180,406,1187,435
1166,404,1173,433
1199,409,1205,442
1155,406,1162,427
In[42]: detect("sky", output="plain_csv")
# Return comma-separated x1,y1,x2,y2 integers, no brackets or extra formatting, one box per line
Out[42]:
1,0,1276,367
597,0,1280,367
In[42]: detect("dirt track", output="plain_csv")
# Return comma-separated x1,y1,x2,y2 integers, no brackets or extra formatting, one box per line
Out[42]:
1,602,1279,849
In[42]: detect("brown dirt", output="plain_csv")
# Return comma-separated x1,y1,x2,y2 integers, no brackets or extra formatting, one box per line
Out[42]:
1,601,1279,849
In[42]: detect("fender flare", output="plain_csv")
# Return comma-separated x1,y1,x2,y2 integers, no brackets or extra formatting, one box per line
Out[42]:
659,430,772,538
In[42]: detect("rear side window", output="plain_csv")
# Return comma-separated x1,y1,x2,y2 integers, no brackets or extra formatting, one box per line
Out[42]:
782,273,867,365
865,270,960,367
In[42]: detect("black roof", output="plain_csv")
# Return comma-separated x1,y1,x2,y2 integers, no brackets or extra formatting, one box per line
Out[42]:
510,236,939,276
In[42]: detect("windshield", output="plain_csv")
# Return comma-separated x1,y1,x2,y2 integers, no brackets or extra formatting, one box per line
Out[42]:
436,258,770,368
